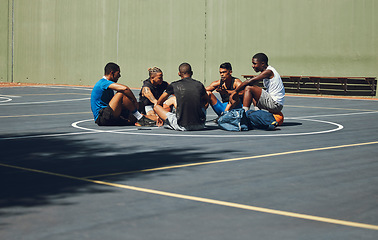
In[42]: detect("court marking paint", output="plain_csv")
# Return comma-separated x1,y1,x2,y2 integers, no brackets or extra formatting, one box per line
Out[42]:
0,97,90,105
72,118,343,138
84,140,378,178
4,110,378,140
0,97,13,103
1,152,378,231
0,112,92,118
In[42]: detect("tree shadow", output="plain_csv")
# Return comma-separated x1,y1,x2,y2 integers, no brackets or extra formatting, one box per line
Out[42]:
0,133,238,216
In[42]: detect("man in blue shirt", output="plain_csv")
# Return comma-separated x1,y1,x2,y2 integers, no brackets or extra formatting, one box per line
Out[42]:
91,62,155,126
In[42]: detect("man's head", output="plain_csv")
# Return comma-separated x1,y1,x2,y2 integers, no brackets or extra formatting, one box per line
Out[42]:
252,53,268,73
178,63,193,78
148,67,163,86
219,62,233,81
104,62,121,82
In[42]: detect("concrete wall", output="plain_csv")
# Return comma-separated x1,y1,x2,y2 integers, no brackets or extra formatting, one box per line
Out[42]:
9,0,206,86
2,0,377,95
0,0,10,82
205,0,378,84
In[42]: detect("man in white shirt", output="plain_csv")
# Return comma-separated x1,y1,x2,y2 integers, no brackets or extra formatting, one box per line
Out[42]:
229,53,285,114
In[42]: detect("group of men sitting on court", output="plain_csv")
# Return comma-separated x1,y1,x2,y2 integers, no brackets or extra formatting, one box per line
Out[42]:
90,52,285,131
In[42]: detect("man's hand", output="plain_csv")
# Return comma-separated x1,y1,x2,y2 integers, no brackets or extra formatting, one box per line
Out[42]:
216,87,228,95
229,91,237,99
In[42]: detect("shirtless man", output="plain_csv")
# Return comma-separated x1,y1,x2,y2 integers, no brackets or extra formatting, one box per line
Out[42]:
206,62,243,116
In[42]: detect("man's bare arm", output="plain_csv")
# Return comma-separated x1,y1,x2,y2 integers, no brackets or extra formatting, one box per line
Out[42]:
142,87,158,105
108,83,138,103
205,80,220,92
156,92,170,106
234,70,273,93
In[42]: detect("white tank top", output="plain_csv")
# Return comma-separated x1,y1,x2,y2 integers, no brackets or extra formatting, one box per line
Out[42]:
263,66,285,106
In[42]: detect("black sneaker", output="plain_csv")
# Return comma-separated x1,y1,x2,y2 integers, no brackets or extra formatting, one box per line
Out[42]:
136,116,156,127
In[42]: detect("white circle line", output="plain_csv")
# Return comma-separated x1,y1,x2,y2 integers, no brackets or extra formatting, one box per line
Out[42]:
71,118,343,138
71,119,140,133
0,96,13,103
0,97,90,106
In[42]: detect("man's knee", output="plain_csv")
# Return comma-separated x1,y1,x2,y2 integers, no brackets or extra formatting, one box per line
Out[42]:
245,85,256,93
154,105,168,120
207,92,218,105
245,85,262,99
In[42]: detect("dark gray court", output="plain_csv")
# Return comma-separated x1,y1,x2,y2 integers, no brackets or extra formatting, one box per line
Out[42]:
1,85,378,240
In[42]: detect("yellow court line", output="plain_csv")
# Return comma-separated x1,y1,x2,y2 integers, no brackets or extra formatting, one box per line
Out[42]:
85,140,378,179
0,162,378,230
0,112,91,118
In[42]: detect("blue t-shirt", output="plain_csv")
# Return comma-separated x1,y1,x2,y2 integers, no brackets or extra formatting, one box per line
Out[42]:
90,78,114,120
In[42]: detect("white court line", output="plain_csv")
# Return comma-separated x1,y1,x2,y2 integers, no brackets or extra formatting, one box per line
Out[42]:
0,120,139,140
0,94,21,98
0,97,13,103
5,110,377,141
71,118,343,138
23,85,93,91
287,95,378,101
0,131,98,140
71,119,141,133
0,97,90,105
0,86,90,105
4,110,375,140
0,94,21,103
291,111,378,119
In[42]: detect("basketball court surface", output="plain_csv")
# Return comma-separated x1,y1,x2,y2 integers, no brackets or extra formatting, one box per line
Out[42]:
1,85,378,239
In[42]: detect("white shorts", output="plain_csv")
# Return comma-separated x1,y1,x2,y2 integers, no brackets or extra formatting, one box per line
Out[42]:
165,112,205,131
145,105,154,114
257,90,283,113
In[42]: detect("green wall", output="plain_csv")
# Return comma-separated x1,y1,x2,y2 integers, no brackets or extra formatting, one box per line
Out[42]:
205,0,378,83
0,0,10,82
10,0,205,86
2,0,377,95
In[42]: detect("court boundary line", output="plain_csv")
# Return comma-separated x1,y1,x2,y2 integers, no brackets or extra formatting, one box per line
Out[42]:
0,97,90,105
2,110,377,140
83,140,378,179
0,112,92,118
0,131,98,140
72,118,343,138
0,160,378,231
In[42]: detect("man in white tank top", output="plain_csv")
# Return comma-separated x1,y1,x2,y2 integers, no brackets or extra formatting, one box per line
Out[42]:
230,53,285,114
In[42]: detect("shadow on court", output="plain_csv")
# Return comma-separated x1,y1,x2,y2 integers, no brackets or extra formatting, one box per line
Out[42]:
0,134,239,215
281,122,303,127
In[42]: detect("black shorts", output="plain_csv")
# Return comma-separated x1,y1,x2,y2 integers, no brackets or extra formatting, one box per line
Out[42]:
95,106,132,126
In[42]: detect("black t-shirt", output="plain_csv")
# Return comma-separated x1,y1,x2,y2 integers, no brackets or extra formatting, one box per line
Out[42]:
139,79,169,106
166,77,206,127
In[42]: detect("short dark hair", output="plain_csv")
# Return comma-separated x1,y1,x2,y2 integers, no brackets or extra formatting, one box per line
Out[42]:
252,53,268,65
104,62,120,75
179,62,192,75
219,62,232,71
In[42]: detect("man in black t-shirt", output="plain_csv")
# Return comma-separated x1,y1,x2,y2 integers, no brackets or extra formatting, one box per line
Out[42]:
154,63,208,131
